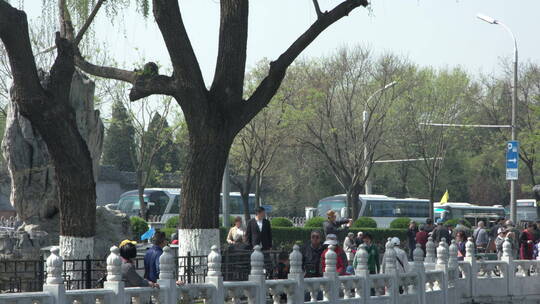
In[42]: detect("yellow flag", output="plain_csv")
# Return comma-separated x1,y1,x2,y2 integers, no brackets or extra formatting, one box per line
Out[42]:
440,190,449,204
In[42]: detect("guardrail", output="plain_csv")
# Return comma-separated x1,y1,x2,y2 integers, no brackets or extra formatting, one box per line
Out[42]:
1,237,539,304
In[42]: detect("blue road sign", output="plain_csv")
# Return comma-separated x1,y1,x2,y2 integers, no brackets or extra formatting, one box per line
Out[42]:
506,141,519,180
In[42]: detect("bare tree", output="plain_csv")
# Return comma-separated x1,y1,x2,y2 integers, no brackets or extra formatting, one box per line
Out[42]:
57,0,370,253
0,0,96,257
394,68,472,219
291,48,408,220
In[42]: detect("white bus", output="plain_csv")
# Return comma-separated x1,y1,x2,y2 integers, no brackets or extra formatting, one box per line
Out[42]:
114,188,256,223
317,194,430,228
434,202,505,226
516,199,539,222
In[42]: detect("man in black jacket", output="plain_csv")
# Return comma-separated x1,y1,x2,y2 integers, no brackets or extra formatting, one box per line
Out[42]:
246,207,273,250
301,230,326,278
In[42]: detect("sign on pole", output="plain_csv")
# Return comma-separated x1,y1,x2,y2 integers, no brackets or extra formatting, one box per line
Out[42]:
506,141,519,180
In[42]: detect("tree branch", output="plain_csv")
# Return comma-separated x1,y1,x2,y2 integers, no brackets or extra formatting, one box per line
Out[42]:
312,0,323,18
73,0,105,46
152,0,206,100
240,0,368,128
210,0,249,103
75,55,177,101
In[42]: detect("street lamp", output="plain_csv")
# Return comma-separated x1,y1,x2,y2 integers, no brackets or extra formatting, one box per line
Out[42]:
477,13,518,223
363,81,397,194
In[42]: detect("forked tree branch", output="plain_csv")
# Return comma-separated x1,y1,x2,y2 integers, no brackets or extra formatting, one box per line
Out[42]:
312,0,323,18
74,0,105,46
152,0,206,102
210,0,249,103
240,0,369,129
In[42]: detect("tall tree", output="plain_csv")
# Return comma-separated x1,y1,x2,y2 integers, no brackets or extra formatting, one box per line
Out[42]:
0,1,96,258
68,0,370,254
290,48,408,220
102,99,136,171
393,68,473,219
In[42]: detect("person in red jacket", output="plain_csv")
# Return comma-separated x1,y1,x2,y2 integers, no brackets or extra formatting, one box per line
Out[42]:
320,234,347,275
415,225,429,256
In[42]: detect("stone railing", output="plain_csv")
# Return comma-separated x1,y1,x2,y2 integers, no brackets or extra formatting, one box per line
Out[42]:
1,237,540,304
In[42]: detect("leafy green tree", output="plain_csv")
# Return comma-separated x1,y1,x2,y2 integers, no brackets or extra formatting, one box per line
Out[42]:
102,100,136,171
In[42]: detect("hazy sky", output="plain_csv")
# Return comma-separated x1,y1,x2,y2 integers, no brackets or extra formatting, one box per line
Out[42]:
25,0,540,85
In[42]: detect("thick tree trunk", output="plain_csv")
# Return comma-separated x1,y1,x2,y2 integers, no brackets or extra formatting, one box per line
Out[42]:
0,2,96,260
178,120,234,257
347,185,361,221
241,191,250,224
255,172,262,208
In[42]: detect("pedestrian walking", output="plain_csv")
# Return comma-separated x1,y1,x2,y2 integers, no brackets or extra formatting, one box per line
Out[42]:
321,234,347,275
246,207,272,250
407,221,418,260
432,220,451,245
415,225,429,255
382,237,410,274
144,231,168,283
301,230,326,278
119,240,159,288
520,223,535,260
323,210,352,239
227,216,245,245
353,233,380,274
455,231,467,261
343,232,357,265
473,221,489,253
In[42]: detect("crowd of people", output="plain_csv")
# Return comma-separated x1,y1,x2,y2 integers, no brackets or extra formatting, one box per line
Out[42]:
406,217,540,261
115,208,540,289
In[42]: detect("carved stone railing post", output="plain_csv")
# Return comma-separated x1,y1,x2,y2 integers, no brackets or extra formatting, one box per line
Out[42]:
425,237,436,264
104,246,125,304
248,245,266,304
384,241,398,303
287,244,304,303
323,245,338,302
413,244,427,304
158,246,178,304
447,240,459,304
436,239,449,304
501,237,514,297
464,237,477,298
42,246,66,304
354,243,370,300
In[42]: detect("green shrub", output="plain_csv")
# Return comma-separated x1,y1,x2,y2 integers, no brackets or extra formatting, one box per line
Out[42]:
271,226,406,249
444,218,472,228
130,216,148,241
304,216,326,228
271,217,294,227
165,216,179,229
162,227,176,239
353,217,377,228
219,216,237,227
390,217,413,229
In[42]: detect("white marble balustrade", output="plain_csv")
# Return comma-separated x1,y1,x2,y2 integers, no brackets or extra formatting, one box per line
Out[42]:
1,237,540,304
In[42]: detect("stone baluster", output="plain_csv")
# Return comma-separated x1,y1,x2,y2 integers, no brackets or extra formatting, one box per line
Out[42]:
425,237,436,264
436,239,449,304
249,245,266,304
436,239,449,270
447,240,459,304
323,245,338,302
158,246,178,304
288,244,304,304
355,243,369,276
413,244,427,304
354,243,370,300
464,237,477,298
103,246,125,304
501,237,514,297
448,240,458,269
384,241,398,302
42,247,66,304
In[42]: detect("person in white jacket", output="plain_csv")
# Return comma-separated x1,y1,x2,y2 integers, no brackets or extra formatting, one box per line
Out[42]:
382,237,411,274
